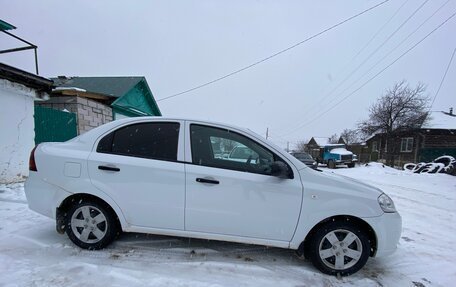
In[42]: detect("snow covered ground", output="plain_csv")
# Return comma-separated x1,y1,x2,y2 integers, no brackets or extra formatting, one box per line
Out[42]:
0,164,455,287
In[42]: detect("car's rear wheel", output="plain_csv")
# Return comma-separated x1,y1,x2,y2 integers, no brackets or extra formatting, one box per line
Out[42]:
65,201,117,250
347,163,355,168
308,221,370,276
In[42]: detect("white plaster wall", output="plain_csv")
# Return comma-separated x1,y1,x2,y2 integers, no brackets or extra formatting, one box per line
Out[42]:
0,79,36,183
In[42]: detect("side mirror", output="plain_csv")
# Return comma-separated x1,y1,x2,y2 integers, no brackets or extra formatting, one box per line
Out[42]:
271,161,290,178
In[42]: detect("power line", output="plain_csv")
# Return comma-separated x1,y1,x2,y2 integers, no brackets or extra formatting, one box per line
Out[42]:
279,11,456,137
334,0,429,88
156,0,390,102
316,0,428,110
342,0,410,77
277,0,409,136
310,0,450,118
430,47,456,109
278,0,427,136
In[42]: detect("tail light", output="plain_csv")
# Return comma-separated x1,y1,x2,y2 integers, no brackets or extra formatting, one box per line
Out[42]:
29,145,38,171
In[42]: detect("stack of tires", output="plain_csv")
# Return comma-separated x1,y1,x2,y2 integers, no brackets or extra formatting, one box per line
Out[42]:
403,156,456,175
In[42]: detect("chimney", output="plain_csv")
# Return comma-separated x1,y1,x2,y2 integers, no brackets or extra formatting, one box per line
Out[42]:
450,107,453,115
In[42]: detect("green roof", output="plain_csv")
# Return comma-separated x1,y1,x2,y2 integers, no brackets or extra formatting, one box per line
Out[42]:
0,19,16,31
52,76,162,117
52,76,143,98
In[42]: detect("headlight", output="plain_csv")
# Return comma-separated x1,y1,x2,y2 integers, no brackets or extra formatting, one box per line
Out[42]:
378,193,396,213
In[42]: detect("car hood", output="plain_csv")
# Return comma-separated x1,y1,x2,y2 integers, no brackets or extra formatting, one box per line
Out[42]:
299,168,383,198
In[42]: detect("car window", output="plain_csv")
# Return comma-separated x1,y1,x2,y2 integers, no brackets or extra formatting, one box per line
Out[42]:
292,153,312,160
191,124,288,176
230,146,259,160
97,122,180,161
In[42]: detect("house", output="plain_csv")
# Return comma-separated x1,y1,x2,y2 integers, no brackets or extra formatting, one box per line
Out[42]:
366,109,456,167
346,142,370,163
0,63,52,183
36,76,162,135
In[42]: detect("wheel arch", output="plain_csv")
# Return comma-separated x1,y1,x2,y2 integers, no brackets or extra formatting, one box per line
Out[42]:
297,215,378,258
56,193,125,234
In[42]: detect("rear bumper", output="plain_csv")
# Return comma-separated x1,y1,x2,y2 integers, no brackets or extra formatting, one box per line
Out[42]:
363,212,402,257
24,172,71,219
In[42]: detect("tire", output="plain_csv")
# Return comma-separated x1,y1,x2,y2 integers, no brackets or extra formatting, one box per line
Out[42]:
328,160,336,169
308,221,370,276
347,163,355,168
65,200,118,250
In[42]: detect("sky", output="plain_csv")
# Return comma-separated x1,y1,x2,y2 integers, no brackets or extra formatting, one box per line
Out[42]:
1,0,455,149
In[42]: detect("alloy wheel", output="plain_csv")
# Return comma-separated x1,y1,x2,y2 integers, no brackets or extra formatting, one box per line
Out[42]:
318,229,363,270
70,205,108,244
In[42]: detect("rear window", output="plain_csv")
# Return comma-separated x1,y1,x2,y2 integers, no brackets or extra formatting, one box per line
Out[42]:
97,122,180,161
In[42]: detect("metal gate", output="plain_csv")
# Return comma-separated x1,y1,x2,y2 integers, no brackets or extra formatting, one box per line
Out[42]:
34,106,77,144
419,148,456,162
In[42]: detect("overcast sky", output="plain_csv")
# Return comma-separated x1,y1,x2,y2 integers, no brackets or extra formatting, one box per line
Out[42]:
1,0,455,149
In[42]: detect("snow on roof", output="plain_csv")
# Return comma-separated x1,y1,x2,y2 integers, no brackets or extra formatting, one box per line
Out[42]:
364,133,378,142
52,87,87,93
422,111,456,130
312,137,330,146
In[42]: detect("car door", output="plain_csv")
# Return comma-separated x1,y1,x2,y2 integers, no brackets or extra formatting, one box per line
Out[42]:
185,122,303,242
87,120,185,230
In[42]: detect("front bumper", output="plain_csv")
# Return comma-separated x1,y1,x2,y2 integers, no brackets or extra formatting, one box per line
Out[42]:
363,212,402,257
335,160,354,164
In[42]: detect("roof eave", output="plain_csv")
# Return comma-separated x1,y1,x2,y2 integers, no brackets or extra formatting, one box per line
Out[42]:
0,63,52,91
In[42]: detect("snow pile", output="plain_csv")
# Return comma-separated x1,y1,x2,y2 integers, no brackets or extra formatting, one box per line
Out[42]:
357,162,403,175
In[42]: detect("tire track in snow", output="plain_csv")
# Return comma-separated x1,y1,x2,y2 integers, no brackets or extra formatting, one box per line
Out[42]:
0,198,27,204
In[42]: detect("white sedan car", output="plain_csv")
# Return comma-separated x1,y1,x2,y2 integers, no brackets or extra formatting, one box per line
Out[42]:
25,117,401,276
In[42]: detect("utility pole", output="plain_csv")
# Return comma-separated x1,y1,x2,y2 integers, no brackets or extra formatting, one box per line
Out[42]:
266,128,269,140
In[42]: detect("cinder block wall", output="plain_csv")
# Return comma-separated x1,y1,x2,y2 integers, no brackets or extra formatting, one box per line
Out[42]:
36,96,113,134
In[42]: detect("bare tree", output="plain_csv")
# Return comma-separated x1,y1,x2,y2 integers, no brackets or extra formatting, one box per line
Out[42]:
329,133,339,144
295,140,308,152
340,128,360,145
358,81,429,165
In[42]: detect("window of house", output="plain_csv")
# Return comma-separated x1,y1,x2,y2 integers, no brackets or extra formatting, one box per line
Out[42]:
190,124,291,177
400,137,414,152
97,122,180,161
372,141,378,152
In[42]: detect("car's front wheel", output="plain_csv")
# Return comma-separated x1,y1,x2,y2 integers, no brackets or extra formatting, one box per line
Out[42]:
308,221,370,276
65,201,117,250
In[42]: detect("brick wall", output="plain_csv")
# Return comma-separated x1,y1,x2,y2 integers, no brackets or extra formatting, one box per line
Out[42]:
36,96,113,134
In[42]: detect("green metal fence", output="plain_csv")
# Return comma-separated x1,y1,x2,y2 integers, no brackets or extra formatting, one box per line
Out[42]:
34,106,77,144
419,148,456,162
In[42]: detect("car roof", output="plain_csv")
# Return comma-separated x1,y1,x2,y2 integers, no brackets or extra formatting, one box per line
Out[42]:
116,116,253,133
72,116,255,146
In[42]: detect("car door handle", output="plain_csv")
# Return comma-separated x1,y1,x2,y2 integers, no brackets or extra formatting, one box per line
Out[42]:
196,178,219,184
98,165,120,172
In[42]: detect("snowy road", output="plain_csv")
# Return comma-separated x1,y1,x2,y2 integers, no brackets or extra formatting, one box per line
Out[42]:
1,164,455,287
